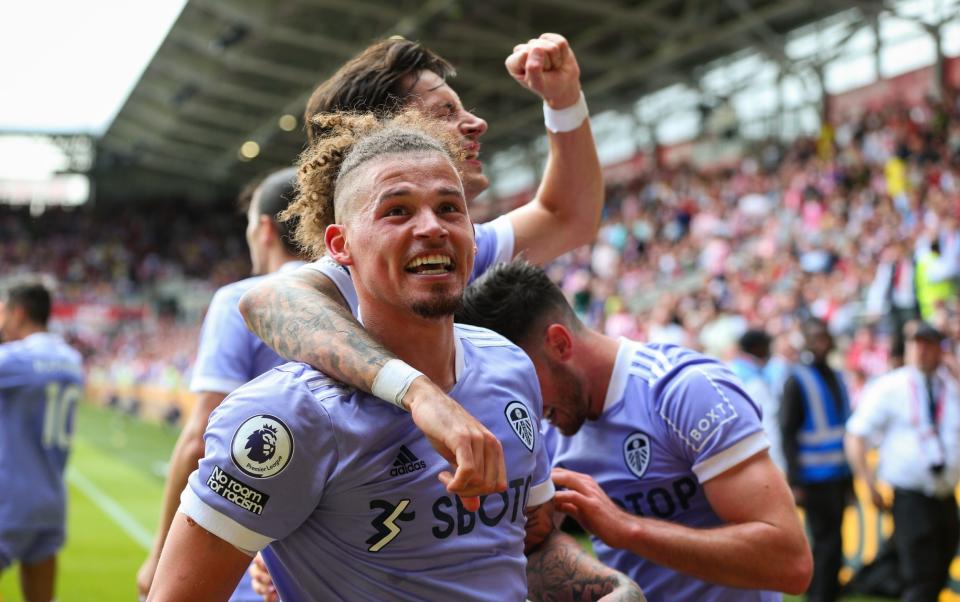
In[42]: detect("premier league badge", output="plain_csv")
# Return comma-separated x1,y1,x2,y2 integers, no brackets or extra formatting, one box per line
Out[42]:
231,414,294,478
623,431,651,478
505,401,535,452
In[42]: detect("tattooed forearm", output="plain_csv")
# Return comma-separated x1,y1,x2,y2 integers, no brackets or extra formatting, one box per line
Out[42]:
526,531,645,602
239,269,396,391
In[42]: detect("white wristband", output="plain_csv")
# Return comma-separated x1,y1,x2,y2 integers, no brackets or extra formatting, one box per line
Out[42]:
543,91,588,133
371,359,423,411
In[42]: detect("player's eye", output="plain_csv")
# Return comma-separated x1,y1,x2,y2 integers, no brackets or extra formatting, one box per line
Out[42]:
384,205,409,217
434,103,457,120
437,202,461,214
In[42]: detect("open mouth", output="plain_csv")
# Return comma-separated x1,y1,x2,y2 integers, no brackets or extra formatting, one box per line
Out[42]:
405,254,455,275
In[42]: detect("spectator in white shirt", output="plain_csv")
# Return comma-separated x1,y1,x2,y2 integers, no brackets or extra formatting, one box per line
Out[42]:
845,321,960,602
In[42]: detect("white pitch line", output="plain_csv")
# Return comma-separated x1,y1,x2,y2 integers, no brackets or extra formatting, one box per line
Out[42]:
67,468,153,551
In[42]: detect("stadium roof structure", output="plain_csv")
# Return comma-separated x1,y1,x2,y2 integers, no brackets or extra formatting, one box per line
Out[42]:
96,0,871,204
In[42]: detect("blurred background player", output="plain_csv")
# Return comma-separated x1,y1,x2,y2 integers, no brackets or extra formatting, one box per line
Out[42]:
846,321,960,602
149,114,641,602
238,33,603,501
779,318,852,602
137,168,307,599
0,278,84,602
458,261,812,600
729,328,785,471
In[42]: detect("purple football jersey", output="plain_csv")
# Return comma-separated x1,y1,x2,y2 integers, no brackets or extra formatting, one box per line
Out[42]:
301,216,515,318
189,261,302,602
190,262,304,395
549,340,778,602
0,333,84,531
180,324,552,601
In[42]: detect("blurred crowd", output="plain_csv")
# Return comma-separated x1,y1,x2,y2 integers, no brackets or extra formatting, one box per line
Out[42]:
4,94,960,419
544,94,960,407
0,201,250,417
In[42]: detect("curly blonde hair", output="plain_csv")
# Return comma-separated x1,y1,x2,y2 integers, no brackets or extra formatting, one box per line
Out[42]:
281,110,466,260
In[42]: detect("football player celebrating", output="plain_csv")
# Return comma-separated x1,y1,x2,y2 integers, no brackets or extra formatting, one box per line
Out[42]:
458,261,813,601
149,114,640,601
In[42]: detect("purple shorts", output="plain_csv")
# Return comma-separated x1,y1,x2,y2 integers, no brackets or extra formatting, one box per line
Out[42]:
0,528,64,570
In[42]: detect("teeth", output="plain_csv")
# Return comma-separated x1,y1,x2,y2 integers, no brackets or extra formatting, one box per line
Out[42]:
406,254,452,269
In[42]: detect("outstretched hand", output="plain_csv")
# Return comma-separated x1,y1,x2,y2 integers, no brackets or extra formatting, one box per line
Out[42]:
552,467,629,548
405,377,507,511
505,33,582,110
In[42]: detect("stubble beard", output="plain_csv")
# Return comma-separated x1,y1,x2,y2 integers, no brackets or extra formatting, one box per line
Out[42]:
410,285,464,319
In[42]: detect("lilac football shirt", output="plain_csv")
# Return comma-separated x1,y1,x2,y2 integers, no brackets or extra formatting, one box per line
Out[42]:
190,261,305,395
548,340,779,602
180,324,552,601
302,216,515,317
189,260,302,602
0,333,84,531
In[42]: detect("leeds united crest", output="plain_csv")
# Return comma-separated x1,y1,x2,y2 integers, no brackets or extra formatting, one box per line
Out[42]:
623,431,651,478
505,401,535,452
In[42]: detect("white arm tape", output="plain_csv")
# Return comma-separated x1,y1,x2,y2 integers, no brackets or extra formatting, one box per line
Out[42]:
371,359,424,411
543,91,589,133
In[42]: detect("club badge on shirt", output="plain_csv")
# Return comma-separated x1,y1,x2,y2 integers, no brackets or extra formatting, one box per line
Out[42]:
231,414,294,478
505,401,535,452
624,431,651,478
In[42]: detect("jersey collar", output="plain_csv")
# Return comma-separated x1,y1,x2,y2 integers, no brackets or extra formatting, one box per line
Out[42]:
278,260,306,273
602,337,634,415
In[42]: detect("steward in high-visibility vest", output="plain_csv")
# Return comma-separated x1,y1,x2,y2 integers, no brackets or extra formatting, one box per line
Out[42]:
915,247,956,321
792,363,851,484
780,318,852,602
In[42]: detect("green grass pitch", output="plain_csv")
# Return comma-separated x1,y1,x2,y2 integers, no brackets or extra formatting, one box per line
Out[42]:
0,402,891,601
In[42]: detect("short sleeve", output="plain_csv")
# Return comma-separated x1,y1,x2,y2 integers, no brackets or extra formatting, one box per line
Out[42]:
846,376,893,438
190,287,256,394
470,216,515,283
657,364,768,483
179,371,339,554
0,345,29,390
300,257,360,319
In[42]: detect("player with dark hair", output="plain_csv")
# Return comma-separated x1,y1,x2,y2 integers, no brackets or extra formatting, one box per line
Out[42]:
456,261,813,600
149,114,641,601
239,34,603,503
0,278,84,602
137,168,309,599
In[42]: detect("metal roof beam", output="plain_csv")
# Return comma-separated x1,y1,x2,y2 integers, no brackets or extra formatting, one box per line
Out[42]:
192,0,358,59
148,58,291,110
168,27,319,87
209,0,460,175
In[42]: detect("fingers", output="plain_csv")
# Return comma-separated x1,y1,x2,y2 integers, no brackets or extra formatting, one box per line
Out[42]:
551,466,594,492
438,471,482,512
506,35,565,80
482,430,508,492
461,495,481,512
443,435,479,492
249,553,278,602
554,489,591,520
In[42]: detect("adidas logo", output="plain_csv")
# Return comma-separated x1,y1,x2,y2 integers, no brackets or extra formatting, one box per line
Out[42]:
390,445,426,477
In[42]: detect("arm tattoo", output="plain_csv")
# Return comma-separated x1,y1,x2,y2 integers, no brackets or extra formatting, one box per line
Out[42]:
526,531,645,602
240,270,396,391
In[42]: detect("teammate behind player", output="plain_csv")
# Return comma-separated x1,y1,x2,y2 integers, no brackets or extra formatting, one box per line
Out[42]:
0,278,84,602
149,114,641,601
137,169,307,600
457,261,812,600
238,34,603,503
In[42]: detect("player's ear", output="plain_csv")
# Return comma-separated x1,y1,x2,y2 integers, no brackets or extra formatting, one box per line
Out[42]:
325,224,353,266
259,215,275,245
544,323,574,362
